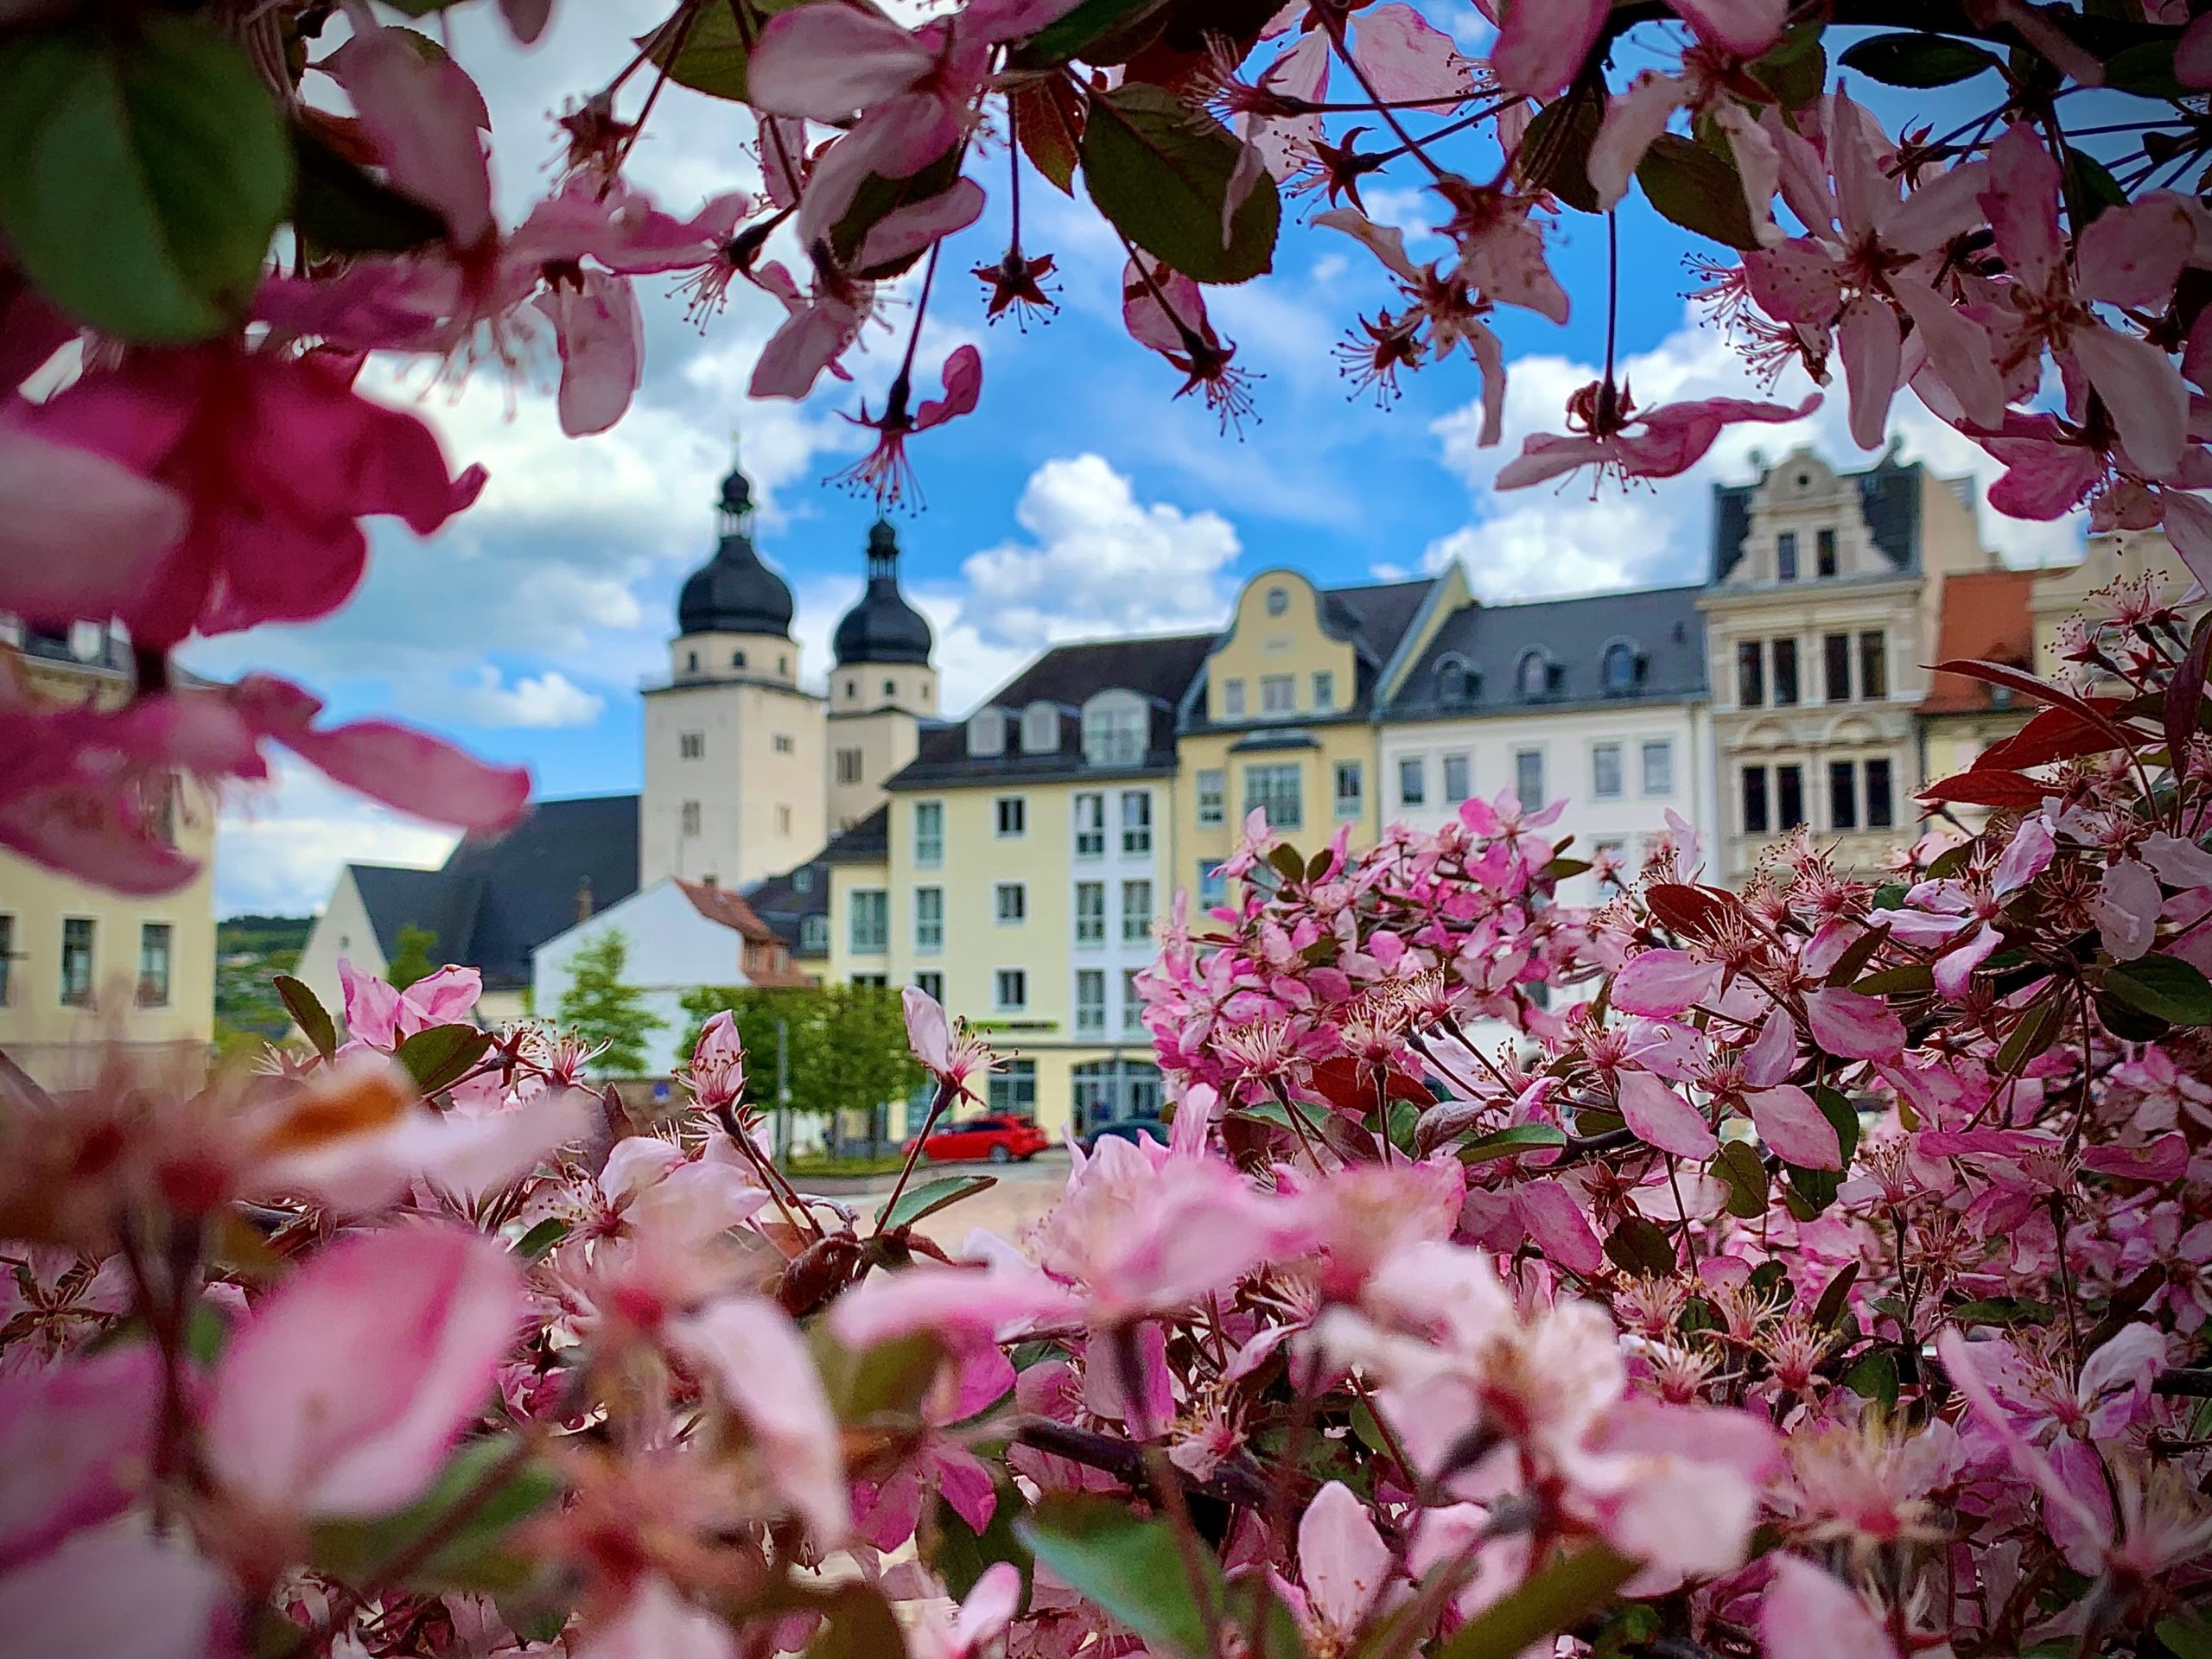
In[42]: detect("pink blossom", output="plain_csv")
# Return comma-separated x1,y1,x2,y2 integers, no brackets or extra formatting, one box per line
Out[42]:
903,983,993,1102
1278,1482,1398,1648
324,14,495,246
1802,987,1904,1062
1489,0,1785,97
1497,385,1818,491
1759,1555,1897,1659
2094,856,2164,961
0,1346,157,1570
340,957,482,1048
1882,815,2054,995
685,1010,748,1112
574,1575,737,1659
1748,1085,1841,1172
1618,1069,1719,1159
0,429,186,629
0,1523,227,1659
668,1296,849,1543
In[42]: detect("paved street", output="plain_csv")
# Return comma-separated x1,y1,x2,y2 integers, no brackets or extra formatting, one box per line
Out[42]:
805,1148,1070,1250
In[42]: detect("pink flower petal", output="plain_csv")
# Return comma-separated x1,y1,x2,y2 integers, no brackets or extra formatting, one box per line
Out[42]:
1588,71,1687,212
1351,3,1471,105
2071,321,2189,480
1759,1557,1896,1659
535,270,644,438
1979,124,2065,291
1490,0,1605,96
1611,949,1721,1016
2094,857,2162,962
856,177,986,273
1747,1085,1842,1171
671,1296,849,1543
1299,1481,1391,1633
0,430,185,626
206,1224,524,1516
575,1576,737,1659
747,5,933,119
1666,0,1784,54
2077,197,2196,309
2182,10,2212,87
1802,987,1905,1062
1513,1179,1604,1274
0,1524,226,1659
0,1347,159,1570
327,27,494,245
1618,1070,1718,1159
1838,294,1904,451
916,342,983,429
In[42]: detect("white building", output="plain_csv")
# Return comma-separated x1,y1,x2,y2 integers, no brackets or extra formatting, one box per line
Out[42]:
1376,584,1717,901
531,876,810,1077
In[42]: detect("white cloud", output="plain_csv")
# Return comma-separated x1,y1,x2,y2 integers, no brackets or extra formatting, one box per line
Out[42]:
1424,303,2087,601
957,454,1242,650
454,667,607,728
215,763,458,918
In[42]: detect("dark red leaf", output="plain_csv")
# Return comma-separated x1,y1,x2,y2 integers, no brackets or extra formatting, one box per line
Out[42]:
1976,699,2141,771
1645,882,1739,941
1920,768,2049,807
2168,613,2212,766
1933,659,2139,757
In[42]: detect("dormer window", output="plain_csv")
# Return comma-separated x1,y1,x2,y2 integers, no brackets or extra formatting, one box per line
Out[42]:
1435,654,1478,705
1601,641,1637,696
1082,691,1148,767
1516,649,1551,702
1020,701,1059,753
1265,586,1290,616
967,708,1006,756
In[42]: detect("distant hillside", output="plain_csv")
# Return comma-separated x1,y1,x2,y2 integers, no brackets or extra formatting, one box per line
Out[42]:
215,914,314,1054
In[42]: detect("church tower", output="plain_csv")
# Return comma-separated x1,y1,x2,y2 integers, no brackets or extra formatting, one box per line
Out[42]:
826,519,938,832
639,459,826,889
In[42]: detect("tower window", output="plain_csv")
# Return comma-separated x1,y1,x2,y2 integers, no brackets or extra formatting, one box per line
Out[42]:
773,733,795,754
846,677,857,697
731,650,746,668
686,650,700,671
680,801,701,836
775,804,791,834
883,678,896,696
679,731,704,760
836,747,863,785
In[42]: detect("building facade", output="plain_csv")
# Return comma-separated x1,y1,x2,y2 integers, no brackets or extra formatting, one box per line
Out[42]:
0,628,216,1091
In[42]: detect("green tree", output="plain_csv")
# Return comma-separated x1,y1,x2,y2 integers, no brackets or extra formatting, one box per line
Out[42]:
385,924,438,992
674,984,921,1146
558,930,664,1076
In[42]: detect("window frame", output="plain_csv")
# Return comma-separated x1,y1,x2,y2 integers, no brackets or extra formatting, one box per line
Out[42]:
1866,757,1896,828
1120,790,1153,855
849,889,888,955
1823,632,1851,703
1815,527,1838,576
1736,639,1764,708
1260,673,1296,715
1243,763,1304,829
1311,669,1335,711
993,969,1027,1013
1442,751,1471,804
1828,759,1859,830
1858,630,1888,701
1398,754,1427,809
1741,766,1770,836
1777,531,1798,581
1121,878,1153,944
914,886,944,953
137,922,173,1008
1332,760,1363,819
913,800,944,868
1640,739,1674,797
1221,677,1247,718
1772,637,1800,706
1777,763,1805,830
1075,880,1106,946
995,796,1027,838
1073,791,1106,858
1591,741,1624,799
1196,769,1226,828
1513,747,1545,809
994,882,1027,925
1075,969,1107,1035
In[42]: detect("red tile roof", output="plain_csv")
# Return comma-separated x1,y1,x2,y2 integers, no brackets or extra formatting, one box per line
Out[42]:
1922,568,2036,714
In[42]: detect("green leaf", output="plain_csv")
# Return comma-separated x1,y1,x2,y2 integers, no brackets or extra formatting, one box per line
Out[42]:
1810,1261,1859,1330
0,15,290,340
2063,148,2127,225
1266,841,1307,883
1993,998,2062,1073
1514,85,1603,214
1840,1349,1899,1413
1541,857,1593,882
1712,1140,1770,1219
1635,134,1758,251
1949,1296,2056,1328
1851,963,1934,997
1745,22,1826,108
514,1217,569,1262
394,1022,495,1095
879,1173,997,1230
1080,83,1280,285
1812,1085,1862,1166
1604,1216,1677,1279
1017,1494,1222,1656
1838,32,2002,86
290,124,446,255
274,974,337,1058
639,0,823,102
2159,1613,2212,1659
1459,1123,1568,1165
2104,41,2188,99
811,1327,947,1425
1786,1161,1841,1216
308,1440,557,1594
930,1477,1033,1602
804,1584,910,1659
1433,1547,1638,1659
2106,954,2212,1027
2097,989,2171,1043
1014,0,1168,66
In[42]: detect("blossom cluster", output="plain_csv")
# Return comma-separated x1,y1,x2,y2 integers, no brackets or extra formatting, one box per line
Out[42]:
3,586,2209,1657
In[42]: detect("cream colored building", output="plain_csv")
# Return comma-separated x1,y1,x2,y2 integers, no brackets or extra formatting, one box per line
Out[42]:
1700,447,1999,880
0,627,215,1090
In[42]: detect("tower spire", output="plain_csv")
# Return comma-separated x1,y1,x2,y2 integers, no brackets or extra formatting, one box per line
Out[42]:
717,435,754,535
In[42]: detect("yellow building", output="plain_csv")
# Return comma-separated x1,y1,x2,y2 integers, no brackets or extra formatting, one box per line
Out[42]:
0,627,214,1091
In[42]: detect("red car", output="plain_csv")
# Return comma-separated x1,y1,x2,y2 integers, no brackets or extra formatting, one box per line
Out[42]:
906,1115,1050,1164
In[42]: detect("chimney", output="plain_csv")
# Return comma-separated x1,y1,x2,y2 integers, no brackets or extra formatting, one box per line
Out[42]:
575,876,594,924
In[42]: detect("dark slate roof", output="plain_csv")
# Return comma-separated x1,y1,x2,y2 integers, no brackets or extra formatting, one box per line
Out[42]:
677,466,795,639
889,632,1217,788
1382,585,1708,721
347,793,641,991
1319,579,1437,666
833,520,933,666
1710,456,1923,583
745,858,831,959
819,803,891,862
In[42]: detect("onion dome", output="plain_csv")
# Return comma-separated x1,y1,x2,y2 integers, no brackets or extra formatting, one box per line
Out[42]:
831,519,933,667
677,461,794,639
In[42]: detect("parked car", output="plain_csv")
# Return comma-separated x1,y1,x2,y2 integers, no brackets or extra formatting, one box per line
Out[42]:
1079,1118,1168,1153
906,1115,1050,1164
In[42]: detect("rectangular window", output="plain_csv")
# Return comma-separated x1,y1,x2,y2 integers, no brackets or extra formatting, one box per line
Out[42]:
914,800,944,867
914,887,944,953
995,796,1026,837
1122,969,1145,1035
1311,670,1335,711
1120,790,1152,855
988,1058,1037,1116
1442,752,1471,804
775,804,791,836
1828,760,1859,830
1398,755,1427,808
1641,740,1674,797
1816,527,1838,576
1333,760,1363,819
1122,879,1153,944
679,731,704,760
1772,638,1800,706
914,969,944,1005
1260,673,1296,715
1858,631,1888,700
835,747,863,785
849,890,887,954
1198,860,1228,909
1514,748,1545,808
1741,766,1770,835
1737,640,1764,708
1777,763,1805,830
1866,758,1896,828
680,800,701,836
137,923,172,1007
1075,881,1106,945
1244,764,1303,829
1076,969,1107,1035
995,882,1027,925
1777,531,1798,582
1592,741,1623,799
994,969,1027,1013
773,734,795,754
850,973,888,989
0,914,12,1007
1074,791,1106,858
1824,633,1851,703
1222,677,1246,718
1196,770,1226,828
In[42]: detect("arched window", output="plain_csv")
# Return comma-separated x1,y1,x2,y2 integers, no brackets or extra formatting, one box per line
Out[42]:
1082,690,1149,766
1517,649,1550,702
1020,700,1060,753
967,708,1006,757
1434,654,1477,705
1602,641,1637,695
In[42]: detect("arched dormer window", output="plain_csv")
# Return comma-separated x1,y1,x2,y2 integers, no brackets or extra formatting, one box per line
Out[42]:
1082,690,1149,767
967,707,1006,757
1434,654,1478,705
1020,700,1060,753
1516,648,1551,702
1601,640,1637,695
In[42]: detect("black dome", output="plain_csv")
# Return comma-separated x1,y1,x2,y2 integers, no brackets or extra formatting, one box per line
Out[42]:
833,519,933,667
677,463,793,639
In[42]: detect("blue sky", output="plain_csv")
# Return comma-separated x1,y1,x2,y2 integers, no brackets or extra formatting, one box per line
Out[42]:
201,1,2100,916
